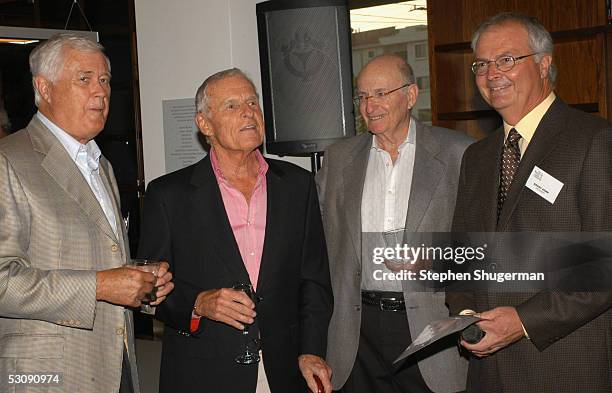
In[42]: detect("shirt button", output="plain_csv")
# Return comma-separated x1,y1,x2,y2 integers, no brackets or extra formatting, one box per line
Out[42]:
250,252,255,256
354,305,361,311
115,327,125,336
111,244,119,252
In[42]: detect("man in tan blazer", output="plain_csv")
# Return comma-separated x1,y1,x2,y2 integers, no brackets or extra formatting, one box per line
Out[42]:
0,34,174,393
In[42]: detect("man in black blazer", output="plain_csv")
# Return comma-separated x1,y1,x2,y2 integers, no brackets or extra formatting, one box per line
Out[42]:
138,68,333,393
448,12,612,393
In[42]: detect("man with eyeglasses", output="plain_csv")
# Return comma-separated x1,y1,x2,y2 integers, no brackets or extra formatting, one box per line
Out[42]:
448,12,612,393
316,54,472,393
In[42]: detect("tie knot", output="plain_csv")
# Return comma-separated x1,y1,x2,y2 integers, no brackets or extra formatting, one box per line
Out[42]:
507,128,521,144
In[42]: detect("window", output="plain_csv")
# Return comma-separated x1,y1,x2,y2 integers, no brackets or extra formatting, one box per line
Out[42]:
415,43,427,59
394,50,407,60
417,76,430,90
349,1,430,133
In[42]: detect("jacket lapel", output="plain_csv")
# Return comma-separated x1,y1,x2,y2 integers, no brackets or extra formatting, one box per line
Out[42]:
476,131,504,232
256,161,284,293
99,159,126,253
497,98,565,229
29,118,118,242
189,156,250,284
343,133,372,268
404,121,444,232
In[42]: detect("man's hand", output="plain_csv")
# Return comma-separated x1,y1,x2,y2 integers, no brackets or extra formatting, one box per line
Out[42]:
299,354,332,393
193,288,256,330
149,262,174,306
96,267,156,307
461,306,526,357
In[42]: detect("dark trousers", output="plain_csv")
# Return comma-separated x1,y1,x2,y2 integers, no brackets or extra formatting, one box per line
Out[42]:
119,347,135,393
340,301,433,393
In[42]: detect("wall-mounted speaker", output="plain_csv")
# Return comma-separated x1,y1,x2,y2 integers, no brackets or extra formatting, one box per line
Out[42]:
256,0,355,156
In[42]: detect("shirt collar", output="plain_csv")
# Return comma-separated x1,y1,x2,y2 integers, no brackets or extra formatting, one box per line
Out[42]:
503,92,556,143
209,148,269,185
36,111,102,168
371,116,416,152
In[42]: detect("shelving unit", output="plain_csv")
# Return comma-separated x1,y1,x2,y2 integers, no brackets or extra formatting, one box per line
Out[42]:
427,0,610,139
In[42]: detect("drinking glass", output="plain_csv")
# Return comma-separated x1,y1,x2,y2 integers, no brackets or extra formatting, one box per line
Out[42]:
232,282,260,364
129,259,161,314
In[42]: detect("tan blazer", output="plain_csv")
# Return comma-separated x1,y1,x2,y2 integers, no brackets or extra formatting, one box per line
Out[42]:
0,117,140,393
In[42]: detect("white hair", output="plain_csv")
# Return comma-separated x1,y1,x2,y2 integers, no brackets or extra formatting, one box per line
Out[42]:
29,33,110,106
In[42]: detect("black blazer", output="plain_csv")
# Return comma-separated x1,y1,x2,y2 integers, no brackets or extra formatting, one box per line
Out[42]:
449,98,612,393
138,156,333,393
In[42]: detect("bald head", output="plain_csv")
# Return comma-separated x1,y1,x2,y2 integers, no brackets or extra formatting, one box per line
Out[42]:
358,54,415,87
355,54,419,144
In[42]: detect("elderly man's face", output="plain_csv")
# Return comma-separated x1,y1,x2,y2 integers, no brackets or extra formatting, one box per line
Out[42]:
356,57,416,140
197,75,264,154
474,22,552,125
37,47,111,144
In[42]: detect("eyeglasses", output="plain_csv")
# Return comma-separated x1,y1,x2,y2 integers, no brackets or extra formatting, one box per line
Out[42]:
353,83,411,106
471,53,539,75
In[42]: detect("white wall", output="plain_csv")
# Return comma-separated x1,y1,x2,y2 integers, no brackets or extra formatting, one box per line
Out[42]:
134,0,309,185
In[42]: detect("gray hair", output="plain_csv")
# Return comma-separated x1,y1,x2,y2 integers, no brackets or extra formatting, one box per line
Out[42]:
195,68,257,116
29,33,110,106
471,12,556,84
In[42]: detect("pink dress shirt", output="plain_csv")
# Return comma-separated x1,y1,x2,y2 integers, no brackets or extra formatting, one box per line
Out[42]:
210,148,268,290
191,150,268,332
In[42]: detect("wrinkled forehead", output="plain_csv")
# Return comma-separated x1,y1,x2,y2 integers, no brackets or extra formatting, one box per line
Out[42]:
60,47,110,74
357,59,404,91
208,75,257,101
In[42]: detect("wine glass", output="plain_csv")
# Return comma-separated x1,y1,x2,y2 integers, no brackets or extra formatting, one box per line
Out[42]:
232,282,260,364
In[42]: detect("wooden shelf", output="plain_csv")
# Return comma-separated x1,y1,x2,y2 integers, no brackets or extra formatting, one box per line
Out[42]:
434,26,612,54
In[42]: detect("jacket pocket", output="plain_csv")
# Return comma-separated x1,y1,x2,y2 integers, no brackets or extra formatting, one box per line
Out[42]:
0,334,65,359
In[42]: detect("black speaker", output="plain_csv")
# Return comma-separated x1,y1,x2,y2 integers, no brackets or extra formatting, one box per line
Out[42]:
256,0,355,155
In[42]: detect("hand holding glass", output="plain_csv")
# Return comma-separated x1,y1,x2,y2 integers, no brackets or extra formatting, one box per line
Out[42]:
129,259,161,314
232,282,260,365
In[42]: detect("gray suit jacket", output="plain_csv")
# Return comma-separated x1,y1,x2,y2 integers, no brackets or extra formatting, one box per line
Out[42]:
316,119,472,392
0,117,140,393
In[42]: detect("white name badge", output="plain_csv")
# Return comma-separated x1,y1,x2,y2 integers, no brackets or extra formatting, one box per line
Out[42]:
525,165,564,204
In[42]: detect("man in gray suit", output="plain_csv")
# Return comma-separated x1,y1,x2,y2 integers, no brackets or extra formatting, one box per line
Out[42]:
316,54,472,393
0,34,174,393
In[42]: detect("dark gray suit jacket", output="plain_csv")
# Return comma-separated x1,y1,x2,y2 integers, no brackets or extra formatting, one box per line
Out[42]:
316,119,473,392
449,98,612,393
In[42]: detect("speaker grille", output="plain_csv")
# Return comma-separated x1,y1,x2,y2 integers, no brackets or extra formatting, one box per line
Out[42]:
258,3,355,154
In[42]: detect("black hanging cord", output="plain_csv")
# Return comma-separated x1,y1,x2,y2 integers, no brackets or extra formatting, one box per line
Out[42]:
64,0,93,31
